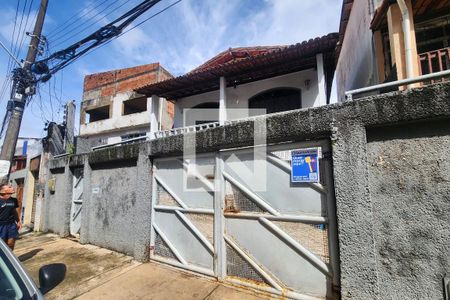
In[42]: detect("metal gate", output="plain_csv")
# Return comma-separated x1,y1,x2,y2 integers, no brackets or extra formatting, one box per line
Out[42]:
150,141,339,299
70,168,83,236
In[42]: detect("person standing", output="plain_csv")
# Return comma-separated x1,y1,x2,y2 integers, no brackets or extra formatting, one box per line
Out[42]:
0,184,22,250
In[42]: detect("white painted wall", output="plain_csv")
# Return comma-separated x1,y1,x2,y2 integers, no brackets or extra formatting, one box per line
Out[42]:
335,0,378,102
173,69,319,127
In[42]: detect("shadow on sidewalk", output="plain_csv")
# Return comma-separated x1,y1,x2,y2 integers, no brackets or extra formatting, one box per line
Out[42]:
18,248,43,262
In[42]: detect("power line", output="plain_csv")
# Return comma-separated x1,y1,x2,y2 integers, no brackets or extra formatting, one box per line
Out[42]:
49,0,134,49
122,0,181,36
7,0,21,70
2,0,22,106
50,0,182,73
17,0,35,62
12,0,29,60
0,40,22,67
33,0,164,79
46,0,112,39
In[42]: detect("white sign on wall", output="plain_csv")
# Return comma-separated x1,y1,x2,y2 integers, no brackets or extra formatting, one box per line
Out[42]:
0,160,11,178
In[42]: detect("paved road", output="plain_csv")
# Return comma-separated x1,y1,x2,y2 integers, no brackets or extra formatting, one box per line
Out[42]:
14,233,273,300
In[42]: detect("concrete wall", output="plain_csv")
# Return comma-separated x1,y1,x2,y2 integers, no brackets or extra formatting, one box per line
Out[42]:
173,69,319,127
81,160,138,255
75,144,151,261
366,120,450,299
336,0,377,102
43,83,450,299
42,162,73,236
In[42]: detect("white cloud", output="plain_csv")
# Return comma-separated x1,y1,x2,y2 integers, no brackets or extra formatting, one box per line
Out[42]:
107,0,341,76
246,0,340,45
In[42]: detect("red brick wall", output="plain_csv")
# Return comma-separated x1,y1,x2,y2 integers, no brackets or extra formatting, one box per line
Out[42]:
83,63,164,97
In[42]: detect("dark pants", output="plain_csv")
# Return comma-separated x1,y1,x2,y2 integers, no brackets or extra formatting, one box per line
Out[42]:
0,223,19,240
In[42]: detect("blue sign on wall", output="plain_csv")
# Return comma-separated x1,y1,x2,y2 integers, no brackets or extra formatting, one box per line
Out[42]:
291,147,321,183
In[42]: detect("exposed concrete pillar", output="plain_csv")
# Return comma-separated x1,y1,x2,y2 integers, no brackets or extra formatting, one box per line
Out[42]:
219,77,227,125
149,95,160,137
387,0,420,88
61,162,73,237
65,101,76,153
133,144,152,262
34,152,49,232
80,158,91,244
332,120,380,299
316,53,327,106
22,170,35,226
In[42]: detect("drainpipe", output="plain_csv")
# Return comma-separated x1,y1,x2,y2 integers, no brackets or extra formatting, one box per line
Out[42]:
397,0,414,81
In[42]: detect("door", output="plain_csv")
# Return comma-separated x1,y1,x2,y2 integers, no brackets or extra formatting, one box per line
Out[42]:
150,154,216,276
218,141,339,299
69,168,83,236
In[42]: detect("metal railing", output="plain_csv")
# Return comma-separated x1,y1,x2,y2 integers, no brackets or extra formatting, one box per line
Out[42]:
91,135,147,151
419,47,450,77
152,121,221,139
151,116,265,140
345,69,450,100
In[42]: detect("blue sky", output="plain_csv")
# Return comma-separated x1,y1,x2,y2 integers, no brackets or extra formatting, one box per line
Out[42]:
0,0,341,138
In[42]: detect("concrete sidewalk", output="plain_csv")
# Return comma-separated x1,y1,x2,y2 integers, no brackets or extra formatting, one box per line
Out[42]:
14,233,274,300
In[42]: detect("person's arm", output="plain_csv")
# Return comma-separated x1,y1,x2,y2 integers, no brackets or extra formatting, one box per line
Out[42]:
13,198,22,230
15,198,22,224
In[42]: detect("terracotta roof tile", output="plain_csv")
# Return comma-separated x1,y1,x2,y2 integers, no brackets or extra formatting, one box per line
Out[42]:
136,33,339,100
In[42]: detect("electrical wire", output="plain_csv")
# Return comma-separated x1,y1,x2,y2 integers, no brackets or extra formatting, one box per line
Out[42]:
36,0,164,78
2,0,179,136
6,0,21,71
46,0,113,39
0,1,21,108
12,0,29,61
16,0,35,63
49,0,134,49
48,0,182,74
47,80,54,121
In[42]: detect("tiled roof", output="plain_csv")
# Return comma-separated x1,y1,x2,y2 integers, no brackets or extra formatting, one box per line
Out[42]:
191,46,287,73
136,33,339,100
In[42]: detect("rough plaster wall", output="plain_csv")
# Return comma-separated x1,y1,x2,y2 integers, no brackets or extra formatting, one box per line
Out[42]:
133,149,153,261
84,161,138,256
367,120,450,299
43,167,72,236
336,0,376,102
44,83,450,296
332,121,379,299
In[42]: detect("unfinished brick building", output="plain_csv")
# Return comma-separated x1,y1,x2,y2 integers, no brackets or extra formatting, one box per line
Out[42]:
79,63,174,148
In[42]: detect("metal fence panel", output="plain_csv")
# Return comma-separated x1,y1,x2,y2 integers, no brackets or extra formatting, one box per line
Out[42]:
150,141,338,299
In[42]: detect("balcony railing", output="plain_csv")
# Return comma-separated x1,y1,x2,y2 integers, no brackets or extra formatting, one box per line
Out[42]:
151,116,264,140
419,47,450,82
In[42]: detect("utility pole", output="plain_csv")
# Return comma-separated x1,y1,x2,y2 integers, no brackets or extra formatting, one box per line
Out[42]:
0,0,48,182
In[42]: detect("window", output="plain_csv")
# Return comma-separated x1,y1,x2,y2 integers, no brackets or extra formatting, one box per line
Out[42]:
121,132,146,141
86,105,110,123
248,88,301,115
121,132,146,145
123,97,147,115
0,249,31,300
192,102,219,125
11,156,27,172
